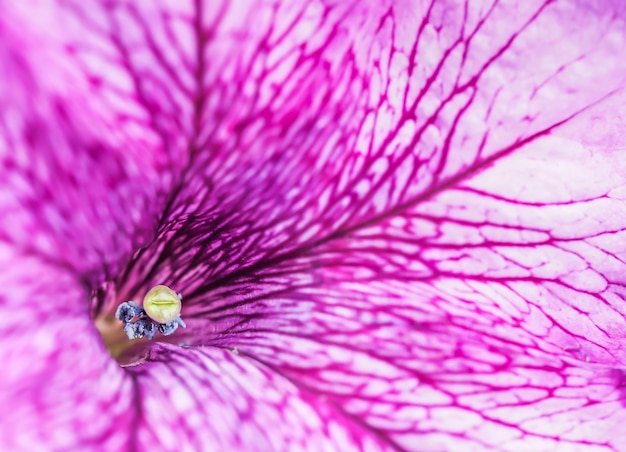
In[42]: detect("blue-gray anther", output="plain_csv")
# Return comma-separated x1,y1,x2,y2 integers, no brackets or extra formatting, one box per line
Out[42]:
158,320,179,336
123,321,142,340
141,319,158,340
158,316,187,336
123,318,157,340
115,301,143,323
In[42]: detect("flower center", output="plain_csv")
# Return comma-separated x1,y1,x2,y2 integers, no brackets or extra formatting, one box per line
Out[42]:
92,283,187,366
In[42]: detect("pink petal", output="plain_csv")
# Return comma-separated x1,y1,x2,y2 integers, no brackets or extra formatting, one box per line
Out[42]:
235,277,626,449
0,250,134,449
132,344,391,450
0,3,169,279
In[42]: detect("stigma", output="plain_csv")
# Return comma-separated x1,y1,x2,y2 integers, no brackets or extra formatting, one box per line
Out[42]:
143,285,182,324
115,285,187,340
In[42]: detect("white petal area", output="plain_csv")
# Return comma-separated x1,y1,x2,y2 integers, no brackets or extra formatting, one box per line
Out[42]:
234,276,626,451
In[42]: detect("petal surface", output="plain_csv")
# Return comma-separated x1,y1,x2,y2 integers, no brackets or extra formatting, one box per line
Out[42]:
130,344,392,451
0,248,134,449
0,3,168,280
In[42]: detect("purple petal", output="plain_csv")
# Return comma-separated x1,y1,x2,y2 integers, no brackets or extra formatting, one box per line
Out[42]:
0,254,134,449
235,278,626,449
0,2,170,280
130,344,392,450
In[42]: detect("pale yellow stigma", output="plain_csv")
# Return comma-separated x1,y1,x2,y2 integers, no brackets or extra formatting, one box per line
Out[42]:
143,284,182,324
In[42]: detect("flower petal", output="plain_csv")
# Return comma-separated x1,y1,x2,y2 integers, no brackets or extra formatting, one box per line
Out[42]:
131,344,393,451
0,248,134,449
117,0,626,366
236,278,626,450
0,2,170,280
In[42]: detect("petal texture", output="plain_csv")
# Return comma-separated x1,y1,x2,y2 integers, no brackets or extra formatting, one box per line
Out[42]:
131,344,391,451
0,3,168,279
0,248,134,449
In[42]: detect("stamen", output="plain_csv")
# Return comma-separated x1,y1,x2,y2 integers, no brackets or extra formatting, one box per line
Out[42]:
123,318,157,340
158,320,179,336
114,285,187,341
115,301,142,323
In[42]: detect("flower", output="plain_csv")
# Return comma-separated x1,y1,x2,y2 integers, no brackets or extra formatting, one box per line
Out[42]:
2,0,626,450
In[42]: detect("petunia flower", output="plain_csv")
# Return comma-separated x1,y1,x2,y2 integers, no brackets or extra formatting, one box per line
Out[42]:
2,0,626,450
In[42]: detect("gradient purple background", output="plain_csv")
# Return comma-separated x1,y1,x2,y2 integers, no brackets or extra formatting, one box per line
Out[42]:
1,1,626,450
